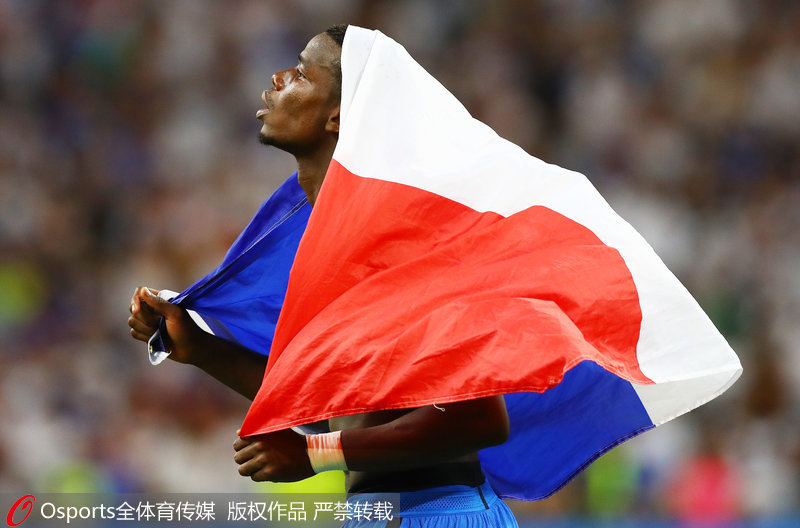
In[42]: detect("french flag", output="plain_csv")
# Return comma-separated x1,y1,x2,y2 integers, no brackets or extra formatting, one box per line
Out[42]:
238,27,741,499
163,26,741,500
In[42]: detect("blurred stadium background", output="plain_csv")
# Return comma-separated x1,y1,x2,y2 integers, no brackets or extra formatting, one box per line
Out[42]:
1,0,798,526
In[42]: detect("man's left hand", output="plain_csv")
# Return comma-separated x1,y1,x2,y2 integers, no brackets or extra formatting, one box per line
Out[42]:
233,429,314,482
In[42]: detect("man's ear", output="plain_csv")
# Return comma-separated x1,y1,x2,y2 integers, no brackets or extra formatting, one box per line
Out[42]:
325,105,340,134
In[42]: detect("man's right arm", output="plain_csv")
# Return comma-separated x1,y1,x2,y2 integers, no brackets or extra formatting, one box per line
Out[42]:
128,286,267,400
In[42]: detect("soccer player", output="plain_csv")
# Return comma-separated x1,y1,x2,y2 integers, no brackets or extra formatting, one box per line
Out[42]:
129,25,518,527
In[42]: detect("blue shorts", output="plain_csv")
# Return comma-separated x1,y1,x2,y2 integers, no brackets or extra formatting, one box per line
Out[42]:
341,480,518,527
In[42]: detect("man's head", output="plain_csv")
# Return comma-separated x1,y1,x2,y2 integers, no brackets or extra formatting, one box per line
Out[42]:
257,25,346,158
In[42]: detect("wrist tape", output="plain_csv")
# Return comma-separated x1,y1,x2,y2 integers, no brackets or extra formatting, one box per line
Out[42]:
306,431,347,473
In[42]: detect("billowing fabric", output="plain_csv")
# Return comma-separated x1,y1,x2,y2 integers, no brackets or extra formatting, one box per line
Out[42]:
150,173,310,358
236,26,741,500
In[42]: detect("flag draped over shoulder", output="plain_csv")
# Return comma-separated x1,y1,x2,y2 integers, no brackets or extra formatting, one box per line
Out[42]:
149,173,311,362
236,26,741,500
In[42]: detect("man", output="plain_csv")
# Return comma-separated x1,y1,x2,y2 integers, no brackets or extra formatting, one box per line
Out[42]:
129,25,519,526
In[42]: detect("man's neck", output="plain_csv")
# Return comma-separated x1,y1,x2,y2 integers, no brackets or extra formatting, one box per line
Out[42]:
296,142,337,206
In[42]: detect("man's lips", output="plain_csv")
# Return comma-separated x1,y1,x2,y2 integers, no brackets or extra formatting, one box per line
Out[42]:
256,91,272,119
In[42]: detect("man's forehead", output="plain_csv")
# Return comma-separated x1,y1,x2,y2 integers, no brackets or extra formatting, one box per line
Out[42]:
300,33,340,70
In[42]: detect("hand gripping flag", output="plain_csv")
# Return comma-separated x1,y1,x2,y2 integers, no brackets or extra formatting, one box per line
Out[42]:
147,173,311,363
234,26,741,500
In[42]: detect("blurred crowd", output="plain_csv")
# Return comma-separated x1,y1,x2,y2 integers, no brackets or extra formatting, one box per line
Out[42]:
1,0,798,524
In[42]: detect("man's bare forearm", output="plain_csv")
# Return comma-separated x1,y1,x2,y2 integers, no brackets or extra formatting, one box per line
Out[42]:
338,395,509,471
188,331,267,400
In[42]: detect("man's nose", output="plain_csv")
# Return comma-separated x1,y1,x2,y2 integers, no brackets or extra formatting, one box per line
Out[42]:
272,69,290,90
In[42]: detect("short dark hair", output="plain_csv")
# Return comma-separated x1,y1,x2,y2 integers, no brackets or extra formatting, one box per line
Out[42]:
324,24,347,94
325,24,347,48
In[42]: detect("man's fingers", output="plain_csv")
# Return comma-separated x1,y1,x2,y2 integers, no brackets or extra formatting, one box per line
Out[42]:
250,470,270,482
131,287,159,314
233,443,257,465
136,286,160,299
233,437,253,452
128,315,158,335
237,460,256,477
130,328,153,342
128,298,162,343
237,454,270,477
131,287,178,319
133,305,162,328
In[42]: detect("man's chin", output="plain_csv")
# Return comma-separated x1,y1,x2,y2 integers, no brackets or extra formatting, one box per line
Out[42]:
258,132,274,146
